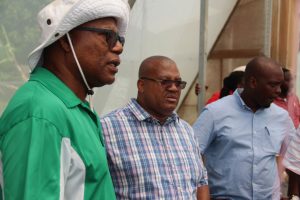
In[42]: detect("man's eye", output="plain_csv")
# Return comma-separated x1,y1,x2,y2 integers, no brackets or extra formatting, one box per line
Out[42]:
270,83,279,87
161,80,172,85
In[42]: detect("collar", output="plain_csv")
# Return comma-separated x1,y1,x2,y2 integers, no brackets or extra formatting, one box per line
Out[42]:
30,67,82,108
128,98,179,124
234,89,272,113
233,88,253,111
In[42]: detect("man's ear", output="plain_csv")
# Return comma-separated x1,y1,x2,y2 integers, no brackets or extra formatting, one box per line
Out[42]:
137,79,144,93
249,76,257,89
58,35,71,52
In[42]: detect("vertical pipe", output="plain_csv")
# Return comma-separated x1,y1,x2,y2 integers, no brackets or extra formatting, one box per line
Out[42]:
263,0,273,57
198,0,208,112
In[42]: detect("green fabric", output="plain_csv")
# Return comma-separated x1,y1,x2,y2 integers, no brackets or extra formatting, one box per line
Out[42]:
0,67,116,200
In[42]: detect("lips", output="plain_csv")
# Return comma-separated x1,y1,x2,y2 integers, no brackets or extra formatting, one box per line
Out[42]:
165,95,179,103
107,59,120,73
108,64,118,74
108,59,120,67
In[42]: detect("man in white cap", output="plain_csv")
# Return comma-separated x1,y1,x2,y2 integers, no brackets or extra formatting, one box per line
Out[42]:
0,0,129,199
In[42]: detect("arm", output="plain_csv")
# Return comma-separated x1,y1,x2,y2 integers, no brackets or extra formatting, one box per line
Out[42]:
283,127,300,199
279,116,295,157
197,185,210,200
195,83,201,96
276,156,285,185
287,169,300,198
1,117,62,199
194,125,210,200
193,108,215,153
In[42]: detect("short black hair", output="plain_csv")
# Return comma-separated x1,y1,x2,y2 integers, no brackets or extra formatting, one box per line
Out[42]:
220,71,245,98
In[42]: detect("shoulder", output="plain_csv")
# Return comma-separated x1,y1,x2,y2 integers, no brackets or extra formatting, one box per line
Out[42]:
177,117,193,131
289,93,300,105
0,82,68,135
269,103,289,117
266,103,293,128
101,104,132,122
100,104,136,133
205,94,237,115
178,118,197,140
11,81,66,112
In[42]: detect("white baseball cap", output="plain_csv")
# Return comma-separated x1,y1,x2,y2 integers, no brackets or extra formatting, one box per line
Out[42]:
233,65,246,72
28,0,130,70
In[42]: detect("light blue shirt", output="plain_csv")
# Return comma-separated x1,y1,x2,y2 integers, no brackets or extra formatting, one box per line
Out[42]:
193,90,294,200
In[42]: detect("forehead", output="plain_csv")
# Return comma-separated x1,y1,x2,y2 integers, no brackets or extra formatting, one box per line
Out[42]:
259,65,283,82
151,60,180,77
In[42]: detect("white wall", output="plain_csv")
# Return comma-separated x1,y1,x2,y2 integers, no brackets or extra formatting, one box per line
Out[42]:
0,0,237,115
95,0,238,116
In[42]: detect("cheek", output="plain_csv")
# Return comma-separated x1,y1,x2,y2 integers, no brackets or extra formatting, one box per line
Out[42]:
268,87,278,94
88,43,108,61
153,92,165,105
78,37,108,58
84,48,110,75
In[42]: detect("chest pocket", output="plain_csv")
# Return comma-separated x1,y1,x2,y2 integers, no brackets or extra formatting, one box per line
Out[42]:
261,126,282,155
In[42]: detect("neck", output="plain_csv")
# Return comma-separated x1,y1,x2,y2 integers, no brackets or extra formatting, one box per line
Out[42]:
43,63,88,101
43,42,90,101
155,116,168,124
240,90,260,112
136,98,170,124
278,92,288,99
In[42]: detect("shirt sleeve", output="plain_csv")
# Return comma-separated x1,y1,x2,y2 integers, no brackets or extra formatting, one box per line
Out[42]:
279,115,296,156
198,155,208,186
283,127,300,175
1,117,62,200
193,108,216,154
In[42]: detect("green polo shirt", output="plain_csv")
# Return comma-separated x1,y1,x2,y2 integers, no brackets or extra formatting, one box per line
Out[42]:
0,67,116,200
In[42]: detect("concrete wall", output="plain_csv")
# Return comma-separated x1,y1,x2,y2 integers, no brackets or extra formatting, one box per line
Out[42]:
178,0,266,124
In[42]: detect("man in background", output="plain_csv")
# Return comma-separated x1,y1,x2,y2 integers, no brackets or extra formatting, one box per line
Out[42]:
284,128,300,200
193,56,295,199
274,68,300,128
195,70,245,104
275,68,300,200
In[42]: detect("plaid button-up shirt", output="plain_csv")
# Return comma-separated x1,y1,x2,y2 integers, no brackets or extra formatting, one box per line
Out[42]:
101,99,208,200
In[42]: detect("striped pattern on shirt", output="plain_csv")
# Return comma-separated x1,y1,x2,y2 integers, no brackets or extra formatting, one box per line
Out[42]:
284,127,300,175
101,98,207,200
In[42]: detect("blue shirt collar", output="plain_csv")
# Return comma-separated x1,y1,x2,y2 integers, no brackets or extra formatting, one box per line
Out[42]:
233,88,267,113
234,89,249,109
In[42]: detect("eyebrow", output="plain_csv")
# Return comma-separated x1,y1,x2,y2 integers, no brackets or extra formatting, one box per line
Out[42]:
157,76,182,80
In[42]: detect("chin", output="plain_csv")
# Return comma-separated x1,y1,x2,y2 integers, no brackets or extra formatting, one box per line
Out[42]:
97,77,115,86
262,103,271,108
106,80,115,85
163,105,176,113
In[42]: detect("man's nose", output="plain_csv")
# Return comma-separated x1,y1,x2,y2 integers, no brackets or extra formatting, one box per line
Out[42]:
167,82,180,91
111,40,123,54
